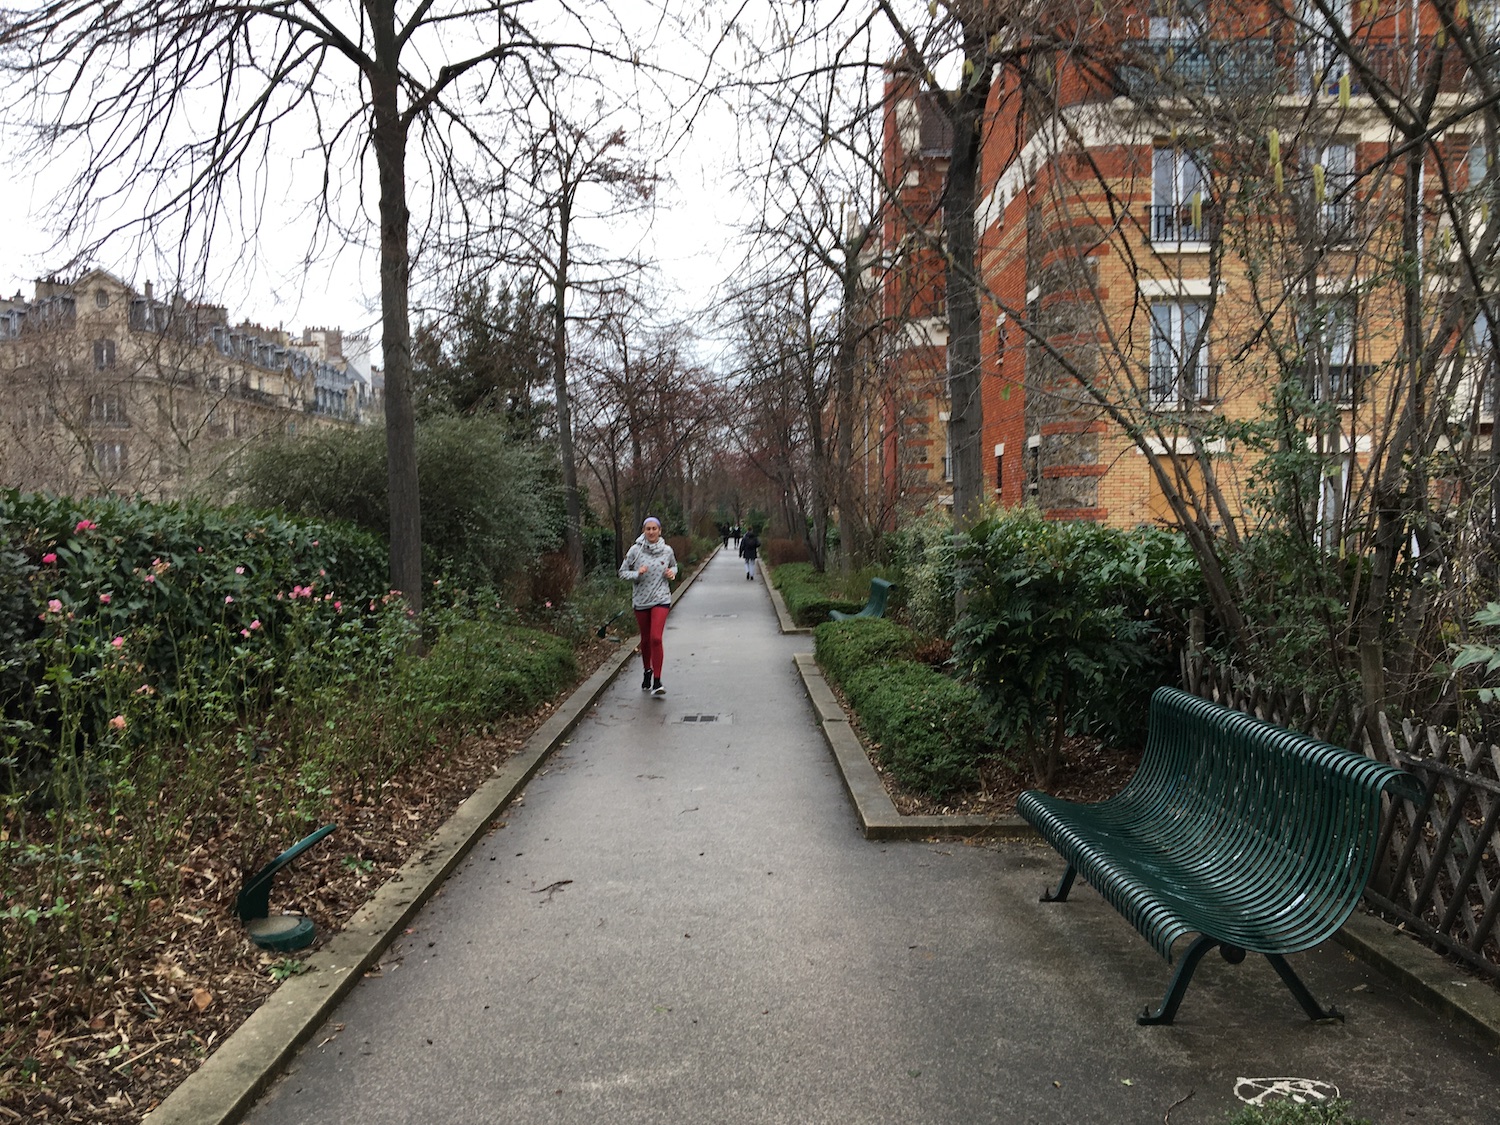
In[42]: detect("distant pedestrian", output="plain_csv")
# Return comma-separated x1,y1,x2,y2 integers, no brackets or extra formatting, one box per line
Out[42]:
731,524,741,548
719,523,730,550
739,528,760,581
620,516,677,696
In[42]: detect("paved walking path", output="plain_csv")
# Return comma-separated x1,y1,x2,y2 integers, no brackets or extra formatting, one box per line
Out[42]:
241,548,1499,1125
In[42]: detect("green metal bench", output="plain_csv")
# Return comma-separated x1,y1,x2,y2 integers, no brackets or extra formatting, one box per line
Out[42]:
829,577,894,621
1017,686,1422,1025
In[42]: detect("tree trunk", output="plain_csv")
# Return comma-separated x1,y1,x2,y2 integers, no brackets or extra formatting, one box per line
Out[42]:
369,25,421,615
551,198,585,578
944,39,988,536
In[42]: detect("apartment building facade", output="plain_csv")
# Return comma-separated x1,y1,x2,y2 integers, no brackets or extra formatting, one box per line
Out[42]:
0,270,368,500
874,1,1495,534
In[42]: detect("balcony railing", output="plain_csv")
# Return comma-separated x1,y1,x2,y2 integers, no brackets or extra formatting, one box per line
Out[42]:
1147,202,1217,244
1119,39,1281,98
1118,36,1469,101
1148,363,1218,406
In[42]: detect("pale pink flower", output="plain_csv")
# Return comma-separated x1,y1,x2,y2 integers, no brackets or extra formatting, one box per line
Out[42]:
145,574,155,584
250,620,261,630
99,593,111,604
235,566,245,575
111,636,124,648
108,715,126,731
240,628,250,637
224,595,234,604
47,599,62,613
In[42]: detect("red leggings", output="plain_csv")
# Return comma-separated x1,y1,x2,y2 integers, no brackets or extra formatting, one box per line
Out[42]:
635,605,670,677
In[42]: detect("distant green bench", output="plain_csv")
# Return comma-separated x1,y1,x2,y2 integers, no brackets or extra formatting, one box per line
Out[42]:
829,577,893,621
1017,687,1421,1025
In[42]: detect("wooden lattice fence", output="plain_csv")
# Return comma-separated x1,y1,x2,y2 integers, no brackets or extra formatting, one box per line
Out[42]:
1188,663,1500,984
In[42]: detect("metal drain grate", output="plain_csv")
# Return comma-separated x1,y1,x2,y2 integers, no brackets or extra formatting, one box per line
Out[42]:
703,613,738,618
680,714,721,723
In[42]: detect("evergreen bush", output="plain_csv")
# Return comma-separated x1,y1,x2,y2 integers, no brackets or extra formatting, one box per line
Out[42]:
843,660,987,794
233,414,561,591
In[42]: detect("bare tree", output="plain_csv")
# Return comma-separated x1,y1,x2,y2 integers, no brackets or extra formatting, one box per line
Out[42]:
0,1,634,613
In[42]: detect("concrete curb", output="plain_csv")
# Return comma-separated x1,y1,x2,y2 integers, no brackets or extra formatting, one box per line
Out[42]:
761,562,813,635
792,651,1029,841
792,651,1500,1050
1334,911,1500,1050
144,550,721,1125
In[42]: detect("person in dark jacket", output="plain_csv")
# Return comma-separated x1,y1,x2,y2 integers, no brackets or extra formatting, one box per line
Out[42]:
619,516,677,695
738,528,760,581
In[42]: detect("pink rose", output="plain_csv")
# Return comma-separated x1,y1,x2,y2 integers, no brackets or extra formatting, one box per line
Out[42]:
250,620,261,630
74,519,96,533
225,595,234,604
47,599,62,613
41,552,57,564
108,715,126,730
235,566,245,575
111,636,124,648
99,593,111,604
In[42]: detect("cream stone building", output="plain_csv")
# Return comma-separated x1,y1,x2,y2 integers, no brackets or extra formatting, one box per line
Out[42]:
0,270,367,500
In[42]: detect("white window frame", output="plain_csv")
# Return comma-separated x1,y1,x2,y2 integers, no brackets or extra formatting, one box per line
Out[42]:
1151,146,1210,244
1149,299,1210,405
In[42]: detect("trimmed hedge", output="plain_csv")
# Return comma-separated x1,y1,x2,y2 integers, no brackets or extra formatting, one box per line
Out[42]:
814,617,988,796
773,561,874,627
413,619,577,726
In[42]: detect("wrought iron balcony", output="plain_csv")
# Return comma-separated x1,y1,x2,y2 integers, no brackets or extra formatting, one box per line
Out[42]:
1146,203,1218,245
1148,363,1218,406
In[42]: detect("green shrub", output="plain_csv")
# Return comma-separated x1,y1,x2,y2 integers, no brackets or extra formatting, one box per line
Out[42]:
1225,1099,1370,1125
843,660,987,795
234,414,561,591
814,617,921,684
1,490,390,776
406,618,576,726
774,561,878,626
951,510,1200,783
885,505,960,638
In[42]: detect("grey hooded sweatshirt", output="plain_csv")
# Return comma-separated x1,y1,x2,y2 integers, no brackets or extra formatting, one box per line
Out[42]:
620,533,678,609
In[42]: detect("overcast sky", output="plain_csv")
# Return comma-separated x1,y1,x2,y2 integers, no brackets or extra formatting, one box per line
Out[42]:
0,0,764,350
0,1,915,356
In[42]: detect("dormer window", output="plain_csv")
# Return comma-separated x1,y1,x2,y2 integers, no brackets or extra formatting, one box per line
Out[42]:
95,288,109,309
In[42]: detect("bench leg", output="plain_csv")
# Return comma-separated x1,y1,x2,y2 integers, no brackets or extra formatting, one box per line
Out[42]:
1265,954,1343,1023
1138,935,1229,1025
1039,865,1077,903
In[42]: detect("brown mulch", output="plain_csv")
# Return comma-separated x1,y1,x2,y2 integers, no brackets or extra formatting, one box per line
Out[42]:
0,638,622,1124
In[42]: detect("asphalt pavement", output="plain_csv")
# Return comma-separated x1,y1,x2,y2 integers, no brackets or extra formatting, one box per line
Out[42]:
233,546,1500,1125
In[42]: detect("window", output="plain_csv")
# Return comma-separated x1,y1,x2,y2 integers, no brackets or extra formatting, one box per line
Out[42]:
1303,142,1355,240
94,338,116,368
93,441,126,476
1149,300,1211,404
1151,146,1210,243
1467,308,1497,419
994,444,1005,493
1302,298,1358,405
1298,0,1352,95
89,392,126,425
1147,0,1206,40
94,288,109,309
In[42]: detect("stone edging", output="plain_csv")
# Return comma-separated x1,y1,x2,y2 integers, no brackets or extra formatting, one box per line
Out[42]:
792,651,1028,841
144,551,719,1124
759,561,811,635
791,649,1500,1049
